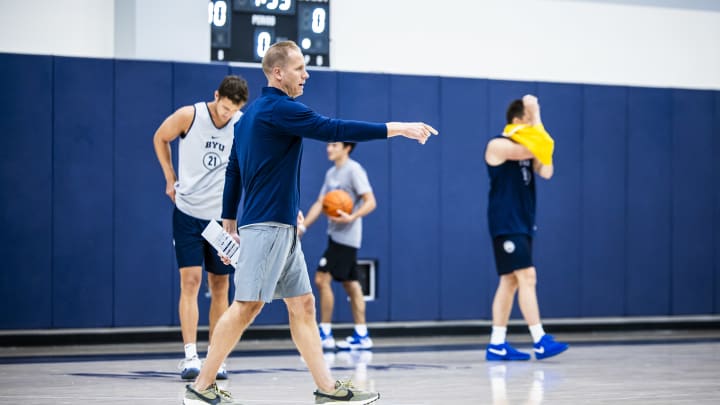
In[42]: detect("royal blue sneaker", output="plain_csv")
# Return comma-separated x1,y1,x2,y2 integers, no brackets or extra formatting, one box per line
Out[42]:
336,331,373,350
485,342,531,361
533,334,569,360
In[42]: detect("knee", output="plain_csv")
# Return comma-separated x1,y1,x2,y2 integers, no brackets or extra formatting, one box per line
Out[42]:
315,273,331,290
287,294,316,320
208,275,230,296
180,270,202,292
515,267,537,287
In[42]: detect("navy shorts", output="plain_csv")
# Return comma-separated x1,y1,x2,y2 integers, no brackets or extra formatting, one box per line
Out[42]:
317,237,358,282
492,234,533,275
172,207,234,275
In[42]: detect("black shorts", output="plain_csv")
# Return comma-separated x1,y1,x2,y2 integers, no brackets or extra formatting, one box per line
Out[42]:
172,207,234,275
317,237,358,282
492,234,533,275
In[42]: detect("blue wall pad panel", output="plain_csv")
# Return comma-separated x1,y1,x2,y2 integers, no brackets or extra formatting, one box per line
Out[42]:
332,72,392,322
230,66,268,106
52,57,115,327
0,54,54,329
172,63,231,109
533,83,584,317
670,90,715,314
580,85,627,316
388,75,441,321
625,87,672,316
715,92,720,314
438,77,492,320
113,60,175,326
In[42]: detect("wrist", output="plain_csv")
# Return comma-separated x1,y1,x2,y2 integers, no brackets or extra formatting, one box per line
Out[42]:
298,224,307,233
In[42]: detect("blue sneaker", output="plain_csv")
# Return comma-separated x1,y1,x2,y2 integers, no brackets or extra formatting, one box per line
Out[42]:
216,362,228,380
486,342,531,361
178,355,202,380
336,331,373,350
319,328,336,350
533,334,569,360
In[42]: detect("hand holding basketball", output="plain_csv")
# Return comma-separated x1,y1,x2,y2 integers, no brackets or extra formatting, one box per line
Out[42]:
323,189,353,218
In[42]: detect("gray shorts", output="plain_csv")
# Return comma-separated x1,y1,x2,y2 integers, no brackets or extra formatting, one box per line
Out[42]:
233,222,311,303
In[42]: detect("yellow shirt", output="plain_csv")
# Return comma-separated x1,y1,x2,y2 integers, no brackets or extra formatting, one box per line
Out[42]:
502,123,555,165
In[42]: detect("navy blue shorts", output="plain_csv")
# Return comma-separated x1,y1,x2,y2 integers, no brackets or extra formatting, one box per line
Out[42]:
492,234,533,275
172,207,234,275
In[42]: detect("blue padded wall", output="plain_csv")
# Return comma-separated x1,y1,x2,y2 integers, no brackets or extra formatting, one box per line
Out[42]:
2,52,719,330
389,75,442,321
334,72,392,322
580,85,627,316
113,60,175,326
0,54,54,328
670,90,715,314
625,88,673,316
52,57,115,327
534,83,583,317
715,92,720,314
438,77,493,320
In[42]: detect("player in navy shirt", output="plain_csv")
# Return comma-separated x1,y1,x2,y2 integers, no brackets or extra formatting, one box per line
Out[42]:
184,41,437,404
484,95,568,362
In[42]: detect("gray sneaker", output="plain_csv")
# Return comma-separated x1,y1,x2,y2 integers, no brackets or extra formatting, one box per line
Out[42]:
183,383,240,404
314,380,380,404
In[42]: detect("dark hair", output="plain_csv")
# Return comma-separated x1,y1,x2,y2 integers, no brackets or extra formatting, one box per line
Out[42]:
506,99,525,124
341,142,356,154
217,75,249,105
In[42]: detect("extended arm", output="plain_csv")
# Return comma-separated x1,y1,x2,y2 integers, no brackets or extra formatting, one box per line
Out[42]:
485,138,535,166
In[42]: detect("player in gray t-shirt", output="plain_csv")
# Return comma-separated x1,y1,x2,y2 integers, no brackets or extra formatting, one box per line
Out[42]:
300,142,376,350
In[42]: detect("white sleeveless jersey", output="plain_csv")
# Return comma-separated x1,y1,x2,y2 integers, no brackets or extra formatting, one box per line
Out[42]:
175,102,241,220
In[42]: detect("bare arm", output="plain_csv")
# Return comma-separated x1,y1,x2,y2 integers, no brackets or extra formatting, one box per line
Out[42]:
523,94,542,126
152,106,194,202
386,122,438,144
331,191,376,224
299,198,325,236
533,158,554,179
485,138,535,166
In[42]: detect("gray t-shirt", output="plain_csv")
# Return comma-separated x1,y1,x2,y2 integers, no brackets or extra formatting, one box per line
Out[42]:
319,159,372,248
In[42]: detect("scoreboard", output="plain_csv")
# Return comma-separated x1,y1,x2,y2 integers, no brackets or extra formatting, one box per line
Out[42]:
209,0,330,67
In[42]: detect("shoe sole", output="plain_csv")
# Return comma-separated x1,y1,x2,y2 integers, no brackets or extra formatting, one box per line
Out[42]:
181,369,200,380
316,394,380,404
535,346,569,360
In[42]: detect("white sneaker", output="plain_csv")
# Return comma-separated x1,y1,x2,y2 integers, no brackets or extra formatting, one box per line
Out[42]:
178,355,202,380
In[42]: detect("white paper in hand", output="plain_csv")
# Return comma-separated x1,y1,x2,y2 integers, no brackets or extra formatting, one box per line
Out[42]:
201,221,240,268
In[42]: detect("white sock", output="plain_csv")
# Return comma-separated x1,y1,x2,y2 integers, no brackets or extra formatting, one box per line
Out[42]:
529,324,545,343
490,326,507,345
184,343,198,359
354,324,368,336
319,323,332,336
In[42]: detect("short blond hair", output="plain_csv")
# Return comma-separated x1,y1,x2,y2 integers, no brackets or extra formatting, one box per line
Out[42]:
262,41,301,76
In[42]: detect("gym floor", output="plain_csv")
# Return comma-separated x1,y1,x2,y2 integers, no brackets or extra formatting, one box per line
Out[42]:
1,328,719,404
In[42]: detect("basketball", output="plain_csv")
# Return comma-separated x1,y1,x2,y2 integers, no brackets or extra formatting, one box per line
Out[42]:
322,189,353,217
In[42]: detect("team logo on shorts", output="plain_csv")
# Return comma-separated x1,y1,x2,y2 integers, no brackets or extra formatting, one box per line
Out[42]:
319,257,327,267
503,240,516,254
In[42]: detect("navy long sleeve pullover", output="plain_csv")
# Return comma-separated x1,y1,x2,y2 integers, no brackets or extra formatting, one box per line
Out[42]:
222,86,387,226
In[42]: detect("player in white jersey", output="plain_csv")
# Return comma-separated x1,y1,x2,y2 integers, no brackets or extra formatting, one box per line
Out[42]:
153,76,248,380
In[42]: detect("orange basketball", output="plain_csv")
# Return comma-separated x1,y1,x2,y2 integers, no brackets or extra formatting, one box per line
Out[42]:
322,189,353,217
